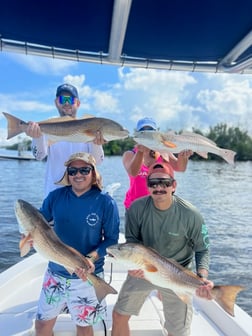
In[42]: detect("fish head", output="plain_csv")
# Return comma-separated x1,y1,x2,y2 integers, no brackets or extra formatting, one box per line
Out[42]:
101,119,129,141
14,199,47,235
106,243,148,269
133,130,176,151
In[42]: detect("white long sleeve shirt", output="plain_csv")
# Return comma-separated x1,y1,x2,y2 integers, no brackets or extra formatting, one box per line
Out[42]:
32,135,104,197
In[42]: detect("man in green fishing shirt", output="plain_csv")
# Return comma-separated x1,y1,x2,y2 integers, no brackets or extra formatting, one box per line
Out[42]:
112,162,213,336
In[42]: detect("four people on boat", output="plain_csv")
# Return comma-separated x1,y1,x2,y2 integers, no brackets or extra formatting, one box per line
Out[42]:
19,110,214,335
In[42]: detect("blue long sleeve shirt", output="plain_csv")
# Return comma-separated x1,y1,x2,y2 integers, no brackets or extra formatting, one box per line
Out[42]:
40,185,120,278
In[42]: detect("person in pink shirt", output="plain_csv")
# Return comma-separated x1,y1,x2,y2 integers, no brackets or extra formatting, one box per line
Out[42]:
123,117,192,209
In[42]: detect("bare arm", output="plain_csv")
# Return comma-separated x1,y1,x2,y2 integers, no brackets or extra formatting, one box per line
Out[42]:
89,142,104,165
122,145,147,176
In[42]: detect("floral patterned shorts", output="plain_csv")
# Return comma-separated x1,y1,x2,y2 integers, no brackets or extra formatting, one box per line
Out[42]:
36,268,106,326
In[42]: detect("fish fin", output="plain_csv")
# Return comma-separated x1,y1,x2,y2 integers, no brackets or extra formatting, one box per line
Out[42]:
65,245,92,271
88,273,117,302
160,134,177,148
212,285,245,317
177,294,191,304
196,151,208,159
19,234,32,257
162,140,177,148
2,112,27,139
160,152,171,162
39,116,74,124
80,114,95,119
65,267,74,275
145,262,158,272
160,151,177,162
181,131,217,146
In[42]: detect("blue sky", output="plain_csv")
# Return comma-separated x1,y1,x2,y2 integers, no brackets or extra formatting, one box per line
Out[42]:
0,51,252,146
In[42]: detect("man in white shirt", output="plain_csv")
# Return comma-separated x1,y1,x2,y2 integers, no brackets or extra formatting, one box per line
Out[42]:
25,83,104,197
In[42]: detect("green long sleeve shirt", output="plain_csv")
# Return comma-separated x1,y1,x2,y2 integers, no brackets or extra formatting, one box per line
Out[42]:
125,195,210,271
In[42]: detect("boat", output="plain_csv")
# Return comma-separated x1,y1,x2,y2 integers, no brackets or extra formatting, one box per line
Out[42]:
0,153,35,161
0,140,35,160
1,233,252,336
1,0,252,334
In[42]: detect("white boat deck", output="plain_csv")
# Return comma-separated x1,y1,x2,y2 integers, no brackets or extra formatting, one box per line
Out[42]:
0,253,252,336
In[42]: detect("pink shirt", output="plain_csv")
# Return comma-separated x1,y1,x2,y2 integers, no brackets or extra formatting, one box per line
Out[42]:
124,149,163,209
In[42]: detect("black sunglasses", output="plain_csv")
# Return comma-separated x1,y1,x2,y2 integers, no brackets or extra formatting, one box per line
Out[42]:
147,178,174,188
67,166,93,176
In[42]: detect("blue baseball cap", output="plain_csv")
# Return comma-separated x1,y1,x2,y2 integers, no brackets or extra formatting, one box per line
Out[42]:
136,117,157,131
56,83,79,98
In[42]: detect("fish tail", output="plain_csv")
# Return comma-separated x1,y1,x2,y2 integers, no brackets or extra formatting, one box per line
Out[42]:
222,149,236,165
2,112,27,139
88,273,117,302
212,285,245,316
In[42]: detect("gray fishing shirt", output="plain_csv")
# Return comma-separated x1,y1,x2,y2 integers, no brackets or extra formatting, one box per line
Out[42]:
125,195,210,271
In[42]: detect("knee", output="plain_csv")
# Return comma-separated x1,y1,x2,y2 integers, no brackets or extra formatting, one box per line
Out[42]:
112,309,122,323
35,319,54,336
112,310,130,324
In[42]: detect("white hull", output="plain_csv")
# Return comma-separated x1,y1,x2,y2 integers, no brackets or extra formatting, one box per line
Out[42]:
1,247,252,336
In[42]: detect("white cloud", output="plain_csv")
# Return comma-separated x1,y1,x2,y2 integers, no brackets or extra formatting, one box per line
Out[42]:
114,68,199,130
0,94,52,116
92,91,119,114
113,68,252,134
197,75,252,132
9,54,76,75
61,74,120,115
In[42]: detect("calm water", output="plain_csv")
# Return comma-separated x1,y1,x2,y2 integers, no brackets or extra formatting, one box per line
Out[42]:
0,150,252,316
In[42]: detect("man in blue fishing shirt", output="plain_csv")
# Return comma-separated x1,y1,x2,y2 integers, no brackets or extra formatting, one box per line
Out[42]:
35,152,120,336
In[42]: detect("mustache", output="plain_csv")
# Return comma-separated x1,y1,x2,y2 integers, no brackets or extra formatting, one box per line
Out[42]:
152,190,167,195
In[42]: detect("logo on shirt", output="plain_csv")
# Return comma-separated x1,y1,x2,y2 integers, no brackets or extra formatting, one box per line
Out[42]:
202,223,209,248
138,171,148,177
86,213,99,226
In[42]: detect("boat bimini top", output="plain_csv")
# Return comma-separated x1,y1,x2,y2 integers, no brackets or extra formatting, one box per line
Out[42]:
1,0,252,74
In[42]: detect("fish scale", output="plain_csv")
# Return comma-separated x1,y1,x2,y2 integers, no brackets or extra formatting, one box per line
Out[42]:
133,130,236,164
15,199,117,302
107,243,244,316
3,111,129,143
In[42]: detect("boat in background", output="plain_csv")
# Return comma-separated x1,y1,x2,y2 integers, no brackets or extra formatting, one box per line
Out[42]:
0,153,35,161
0,142,35,161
